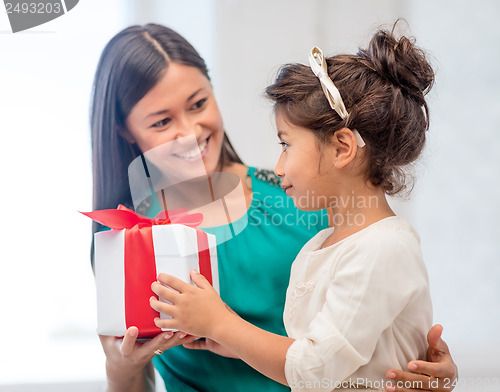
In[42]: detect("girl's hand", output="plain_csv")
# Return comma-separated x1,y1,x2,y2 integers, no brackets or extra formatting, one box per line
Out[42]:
99,326,197,391
385,325,458,392
150,270,230,338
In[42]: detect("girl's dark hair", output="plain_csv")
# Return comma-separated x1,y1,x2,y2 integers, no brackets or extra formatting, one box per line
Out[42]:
265,24,434,195
90,24,242,240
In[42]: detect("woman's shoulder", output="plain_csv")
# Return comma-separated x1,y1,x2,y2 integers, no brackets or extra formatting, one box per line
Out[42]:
246,166,329,232
247,167,282,189
246,166,290,207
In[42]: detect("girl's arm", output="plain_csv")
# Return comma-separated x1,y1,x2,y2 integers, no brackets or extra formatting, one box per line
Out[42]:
150,271,294,385
99,327,197,392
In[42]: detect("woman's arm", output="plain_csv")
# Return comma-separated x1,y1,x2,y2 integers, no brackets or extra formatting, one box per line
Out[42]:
385,325,458,392
99,326,197,392
150,271,294,385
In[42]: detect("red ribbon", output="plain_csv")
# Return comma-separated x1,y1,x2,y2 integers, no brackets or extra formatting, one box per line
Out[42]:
82,205,212,338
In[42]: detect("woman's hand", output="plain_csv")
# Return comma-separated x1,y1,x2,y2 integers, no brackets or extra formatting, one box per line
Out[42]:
99,326,197,392
181,300,240,358
385,325,458,392
150,270,230,338
183,338,239,358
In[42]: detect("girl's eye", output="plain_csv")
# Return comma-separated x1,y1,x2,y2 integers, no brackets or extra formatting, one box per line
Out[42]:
279,141,289,152
152,117,171,128
191,97,208,110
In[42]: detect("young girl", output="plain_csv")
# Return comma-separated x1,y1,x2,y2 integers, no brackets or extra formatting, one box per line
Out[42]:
149,27,435,391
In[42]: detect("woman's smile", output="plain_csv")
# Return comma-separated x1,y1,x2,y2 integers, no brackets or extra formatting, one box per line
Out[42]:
173,136,210,160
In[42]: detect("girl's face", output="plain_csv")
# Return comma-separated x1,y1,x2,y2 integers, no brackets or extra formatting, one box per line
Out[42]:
124,63,225,174
274,111,337,211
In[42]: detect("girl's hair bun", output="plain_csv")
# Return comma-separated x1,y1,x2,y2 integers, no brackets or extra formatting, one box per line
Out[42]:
265,21,435,196
359,26,434,104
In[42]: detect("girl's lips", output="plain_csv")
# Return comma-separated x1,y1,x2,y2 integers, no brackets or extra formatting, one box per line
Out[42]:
282,185,293,195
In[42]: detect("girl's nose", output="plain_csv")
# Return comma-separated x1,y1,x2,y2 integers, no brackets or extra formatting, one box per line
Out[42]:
274,154,285,178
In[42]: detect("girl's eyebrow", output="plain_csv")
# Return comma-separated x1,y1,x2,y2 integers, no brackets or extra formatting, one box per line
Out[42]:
145,88,206,120
277,130,287,139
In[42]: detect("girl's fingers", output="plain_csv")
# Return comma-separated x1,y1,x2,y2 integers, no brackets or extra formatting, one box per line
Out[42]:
151,282,179,303
190,270,211,289
156,273,191,293
150,296,176,317
154,316,177,330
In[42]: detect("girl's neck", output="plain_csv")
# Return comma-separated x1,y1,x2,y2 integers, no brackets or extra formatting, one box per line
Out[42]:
323,185,395,248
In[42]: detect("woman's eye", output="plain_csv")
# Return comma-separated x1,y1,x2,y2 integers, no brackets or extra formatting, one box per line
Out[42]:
191,97,208,110
152,117,171,128
279,141,289,152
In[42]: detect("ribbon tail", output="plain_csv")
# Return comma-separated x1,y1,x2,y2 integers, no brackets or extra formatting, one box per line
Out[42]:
196,230,213,286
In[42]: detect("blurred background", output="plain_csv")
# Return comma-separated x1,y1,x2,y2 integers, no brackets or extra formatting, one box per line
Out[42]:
0,0,498,391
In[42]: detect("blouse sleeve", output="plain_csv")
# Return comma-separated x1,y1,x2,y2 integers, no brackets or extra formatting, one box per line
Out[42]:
284,230,429,390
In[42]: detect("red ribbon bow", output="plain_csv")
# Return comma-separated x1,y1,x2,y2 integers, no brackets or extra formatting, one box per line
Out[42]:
80,204,204,229
81,205,212,338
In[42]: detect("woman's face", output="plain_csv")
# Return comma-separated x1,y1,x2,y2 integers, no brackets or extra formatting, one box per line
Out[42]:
124,63,225,174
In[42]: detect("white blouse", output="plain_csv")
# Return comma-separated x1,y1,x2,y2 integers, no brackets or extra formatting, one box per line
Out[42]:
284,216,432,392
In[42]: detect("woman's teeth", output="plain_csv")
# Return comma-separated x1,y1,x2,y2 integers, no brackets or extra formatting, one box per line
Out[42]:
174,139,208,159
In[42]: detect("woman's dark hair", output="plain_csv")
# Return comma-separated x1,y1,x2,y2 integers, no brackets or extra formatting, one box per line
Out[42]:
265,24,434,195
90,24,242,242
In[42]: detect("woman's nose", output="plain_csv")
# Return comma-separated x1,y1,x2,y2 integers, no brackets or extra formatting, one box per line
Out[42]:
174,115,202,139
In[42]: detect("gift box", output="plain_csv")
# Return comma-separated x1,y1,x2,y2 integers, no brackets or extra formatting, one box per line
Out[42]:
82,205,218,338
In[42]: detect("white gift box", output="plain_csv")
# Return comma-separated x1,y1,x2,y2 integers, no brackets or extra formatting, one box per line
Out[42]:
94,223,218,338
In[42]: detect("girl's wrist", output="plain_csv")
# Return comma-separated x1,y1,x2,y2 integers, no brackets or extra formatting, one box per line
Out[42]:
209,308,241,344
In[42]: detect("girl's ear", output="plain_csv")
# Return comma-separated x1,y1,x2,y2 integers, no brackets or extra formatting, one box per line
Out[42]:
117,126,136,144
330,128,359,168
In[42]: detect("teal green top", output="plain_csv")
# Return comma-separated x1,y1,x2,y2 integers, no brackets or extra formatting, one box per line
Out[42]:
150,167,329,392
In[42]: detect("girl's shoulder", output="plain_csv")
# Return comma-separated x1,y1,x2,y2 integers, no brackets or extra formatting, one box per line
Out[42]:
358,216,421,247
335,216,424,270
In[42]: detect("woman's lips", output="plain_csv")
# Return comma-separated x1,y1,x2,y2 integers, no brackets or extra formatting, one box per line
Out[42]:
173,137,209,160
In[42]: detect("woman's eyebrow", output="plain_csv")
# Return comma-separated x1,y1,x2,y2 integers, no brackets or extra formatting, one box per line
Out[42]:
146,109,169,119
145,88,207,120
187,88,205,101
